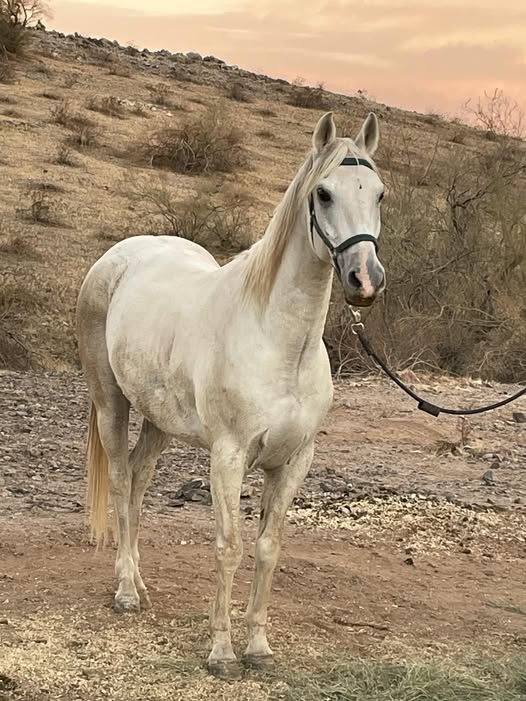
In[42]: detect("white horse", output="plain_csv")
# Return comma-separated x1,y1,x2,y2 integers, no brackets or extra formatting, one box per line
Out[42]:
76,111,385,679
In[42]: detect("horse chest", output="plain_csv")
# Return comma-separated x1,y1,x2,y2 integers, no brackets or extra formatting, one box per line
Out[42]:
252,386,332,467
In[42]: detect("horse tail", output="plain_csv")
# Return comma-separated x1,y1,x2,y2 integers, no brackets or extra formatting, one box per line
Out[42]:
86,403,109,546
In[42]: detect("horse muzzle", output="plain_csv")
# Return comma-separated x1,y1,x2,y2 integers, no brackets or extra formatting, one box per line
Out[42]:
338,250,385,307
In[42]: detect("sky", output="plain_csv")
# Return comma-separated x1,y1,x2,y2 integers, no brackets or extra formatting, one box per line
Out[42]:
48,0,526,116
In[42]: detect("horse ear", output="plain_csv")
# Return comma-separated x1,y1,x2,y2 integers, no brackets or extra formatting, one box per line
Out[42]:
313,112,336,153
355,112,379,156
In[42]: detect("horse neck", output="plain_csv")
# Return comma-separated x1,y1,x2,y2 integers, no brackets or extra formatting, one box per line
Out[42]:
264,208,333,348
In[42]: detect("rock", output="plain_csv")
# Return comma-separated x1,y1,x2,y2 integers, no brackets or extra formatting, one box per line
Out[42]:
403,557,415,566
482,469,495,486
186,51,202,61
512,411,526,423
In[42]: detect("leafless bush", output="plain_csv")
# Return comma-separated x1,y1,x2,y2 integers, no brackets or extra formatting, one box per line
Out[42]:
0,0,49,55
0,269,38,369
147,82,172,106
86,95,125,119
464,89,525,139
51,100,99,148
287,84,328,110
107,60,131,78
66,122,99,149
127,178,254,252
139,102,245,175
54,142,78,166
225,81,252,103
17,183,63,225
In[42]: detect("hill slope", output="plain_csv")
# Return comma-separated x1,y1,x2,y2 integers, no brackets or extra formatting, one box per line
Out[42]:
1,29,525,378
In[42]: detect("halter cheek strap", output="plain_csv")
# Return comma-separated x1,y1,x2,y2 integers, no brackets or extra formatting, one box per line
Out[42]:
309,156,379,273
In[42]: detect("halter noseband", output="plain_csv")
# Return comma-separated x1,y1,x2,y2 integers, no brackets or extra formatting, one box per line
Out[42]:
309,157,379,274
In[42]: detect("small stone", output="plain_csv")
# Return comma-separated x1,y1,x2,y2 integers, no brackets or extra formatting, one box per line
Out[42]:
482,469,494,486
403,557,414,566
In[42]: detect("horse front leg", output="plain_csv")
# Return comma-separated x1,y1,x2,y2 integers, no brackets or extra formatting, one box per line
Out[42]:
244,441,314,669
208,439,246,680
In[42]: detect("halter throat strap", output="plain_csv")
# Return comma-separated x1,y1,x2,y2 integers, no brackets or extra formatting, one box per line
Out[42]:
309,156,379,271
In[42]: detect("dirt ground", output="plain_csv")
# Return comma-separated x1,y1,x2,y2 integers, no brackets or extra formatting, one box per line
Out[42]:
1,370,525,699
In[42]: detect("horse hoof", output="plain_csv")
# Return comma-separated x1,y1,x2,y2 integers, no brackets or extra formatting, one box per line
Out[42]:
113,596,140,613
208,659,243,681
243,654,276,672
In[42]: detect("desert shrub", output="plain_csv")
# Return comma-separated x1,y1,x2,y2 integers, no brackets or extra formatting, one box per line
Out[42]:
147,82,172,106
287,85,328,110
107,60,131,78
225,81,252,103
86,95,125,119
139,102,245,175
0,16,27,55
464,88,524,139
66,122,99,149
17,183,63,225
50,100,99,148
54,142,78,166
0,48,15,82
324,130,526,382
0,0,48,55
127,178,254,252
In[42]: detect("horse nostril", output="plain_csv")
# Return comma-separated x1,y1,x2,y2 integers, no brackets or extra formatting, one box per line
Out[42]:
348,270,362,289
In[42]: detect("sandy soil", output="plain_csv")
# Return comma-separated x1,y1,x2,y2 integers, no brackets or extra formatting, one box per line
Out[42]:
1,371,525,699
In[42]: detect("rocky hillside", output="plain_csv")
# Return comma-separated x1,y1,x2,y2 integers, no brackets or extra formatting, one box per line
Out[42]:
1,28,525,378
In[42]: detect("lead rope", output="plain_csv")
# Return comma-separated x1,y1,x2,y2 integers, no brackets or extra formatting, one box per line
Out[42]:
348,306,526,417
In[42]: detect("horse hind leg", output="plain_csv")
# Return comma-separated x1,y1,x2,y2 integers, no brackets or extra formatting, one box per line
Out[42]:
89,396,144,612
128,419,171,609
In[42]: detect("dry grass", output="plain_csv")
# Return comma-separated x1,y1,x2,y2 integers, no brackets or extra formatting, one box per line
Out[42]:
274,656,526,701
139,102,245,175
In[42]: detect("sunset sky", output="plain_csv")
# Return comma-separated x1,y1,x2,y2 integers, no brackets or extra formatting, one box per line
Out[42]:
49,0,526,116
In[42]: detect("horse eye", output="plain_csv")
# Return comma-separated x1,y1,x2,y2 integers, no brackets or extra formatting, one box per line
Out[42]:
317,187,332,203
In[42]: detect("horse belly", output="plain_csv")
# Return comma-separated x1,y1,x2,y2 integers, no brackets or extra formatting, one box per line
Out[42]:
115,363,209,449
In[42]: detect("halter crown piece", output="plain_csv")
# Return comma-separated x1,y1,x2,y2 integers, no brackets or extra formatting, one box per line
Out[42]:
309,157,379,274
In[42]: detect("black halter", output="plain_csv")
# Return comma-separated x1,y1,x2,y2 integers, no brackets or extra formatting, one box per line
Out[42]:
309,157,379,274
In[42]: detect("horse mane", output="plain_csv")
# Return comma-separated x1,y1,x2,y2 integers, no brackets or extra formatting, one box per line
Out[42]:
241,137,357,307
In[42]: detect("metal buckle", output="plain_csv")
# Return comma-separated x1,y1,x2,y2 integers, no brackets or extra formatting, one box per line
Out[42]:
348,306,364,335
